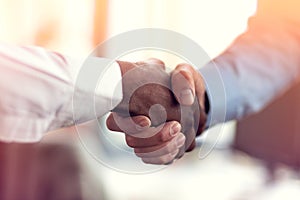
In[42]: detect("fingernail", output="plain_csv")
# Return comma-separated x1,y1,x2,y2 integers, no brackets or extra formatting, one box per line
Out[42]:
176,134,186,148
170,123,181,136
136,119,150,131
138,118,150,127
180,89,194,105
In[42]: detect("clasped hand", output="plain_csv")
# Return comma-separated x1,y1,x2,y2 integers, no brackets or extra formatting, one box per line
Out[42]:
106,59,207,165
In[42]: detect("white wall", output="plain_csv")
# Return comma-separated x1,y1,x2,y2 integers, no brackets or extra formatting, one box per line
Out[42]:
107,0,257,59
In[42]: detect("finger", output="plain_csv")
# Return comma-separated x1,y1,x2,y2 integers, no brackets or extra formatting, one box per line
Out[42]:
175,139,195,160
134,133,185,158
106,113,151,133
186,139,196,152
182,126,197,152
136,58,166,70
174,129,196,161
176,143,186,159
125,121,181,147
171,63,195,106
141,149,179,165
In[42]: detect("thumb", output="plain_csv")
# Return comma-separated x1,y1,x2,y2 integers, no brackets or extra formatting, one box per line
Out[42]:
171,64,195,106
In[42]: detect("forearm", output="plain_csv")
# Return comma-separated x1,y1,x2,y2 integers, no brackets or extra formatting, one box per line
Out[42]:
0,44,122,142
201,0,300,124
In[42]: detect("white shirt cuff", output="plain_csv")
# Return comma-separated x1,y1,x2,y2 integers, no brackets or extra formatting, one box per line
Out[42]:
60,56,123,126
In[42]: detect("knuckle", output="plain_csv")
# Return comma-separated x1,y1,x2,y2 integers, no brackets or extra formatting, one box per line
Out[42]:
141,158,150,164
160,155,172,164
142,158,155,165
160,124,172,141
134,151,144,158
133,148,140,154
163,142,172,154
168,141,178,153
158,132,166,143
125,136,136,147
165,145,172,154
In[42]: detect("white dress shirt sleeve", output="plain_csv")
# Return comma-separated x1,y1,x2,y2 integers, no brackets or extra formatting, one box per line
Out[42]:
0,43,122,142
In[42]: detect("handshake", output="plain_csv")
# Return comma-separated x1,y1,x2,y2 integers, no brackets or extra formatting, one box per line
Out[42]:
106,58,209,165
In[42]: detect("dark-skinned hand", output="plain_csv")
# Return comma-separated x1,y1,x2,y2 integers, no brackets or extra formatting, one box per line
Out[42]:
106,59,207,164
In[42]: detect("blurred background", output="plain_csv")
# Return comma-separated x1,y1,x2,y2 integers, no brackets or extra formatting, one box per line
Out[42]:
1,0,300,200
